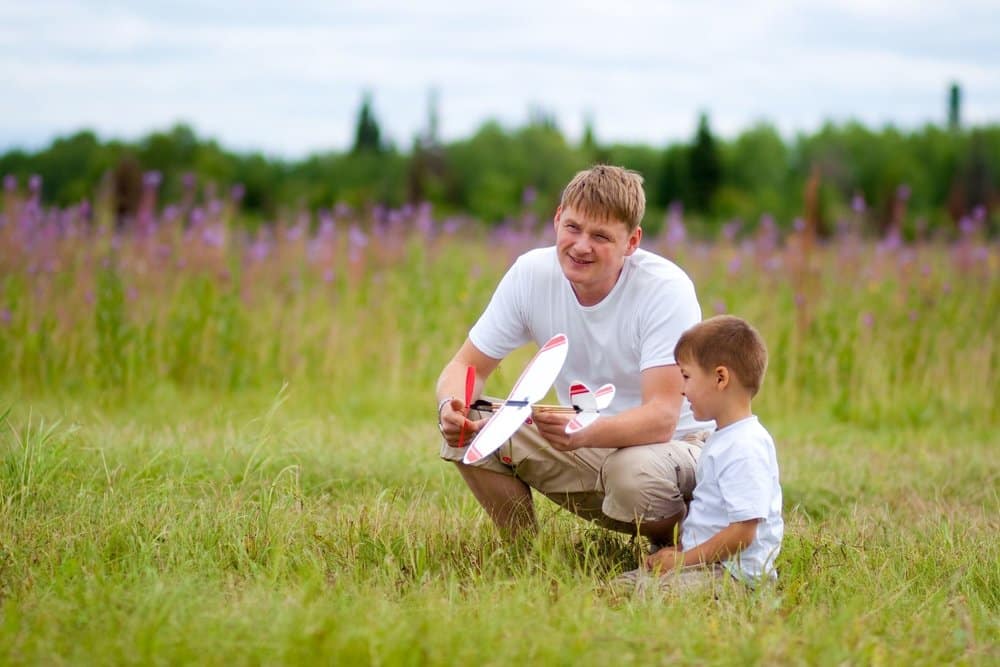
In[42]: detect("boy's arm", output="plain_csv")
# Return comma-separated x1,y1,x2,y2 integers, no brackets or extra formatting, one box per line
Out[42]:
646,519,759,571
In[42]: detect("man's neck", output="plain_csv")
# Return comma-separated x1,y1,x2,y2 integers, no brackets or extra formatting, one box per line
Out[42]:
570,267,624,307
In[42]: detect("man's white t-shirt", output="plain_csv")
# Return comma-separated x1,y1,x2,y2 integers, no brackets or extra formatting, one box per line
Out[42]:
681,415,784,583
469,246,713,438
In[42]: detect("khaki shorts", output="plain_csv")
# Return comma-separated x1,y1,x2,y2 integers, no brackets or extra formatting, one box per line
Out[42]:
440,399,706,532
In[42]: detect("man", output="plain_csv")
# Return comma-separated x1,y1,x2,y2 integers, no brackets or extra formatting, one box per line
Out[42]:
436,165,711,546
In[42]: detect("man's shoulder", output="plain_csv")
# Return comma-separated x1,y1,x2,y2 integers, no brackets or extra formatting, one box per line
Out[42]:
628,248,694,287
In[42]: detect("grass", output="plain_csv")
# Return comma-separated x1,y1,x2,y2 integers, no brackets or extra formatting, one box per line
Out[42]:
1,222,998,664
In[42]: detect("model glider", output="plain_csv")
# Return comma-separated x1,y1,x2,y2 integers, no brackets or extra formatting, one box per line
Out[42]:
463,333,569,465
471,381,616,435
564,382,616,434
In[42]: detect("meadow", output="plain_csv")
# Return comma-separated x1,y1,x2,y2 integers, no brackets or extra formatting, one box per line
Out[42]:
1,182,998,665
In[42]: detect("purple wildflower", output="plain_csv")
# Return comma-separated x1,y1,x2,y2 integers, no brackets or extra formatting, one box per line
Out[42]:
0,308,11,325
415,202,434,237
721,220,742,243
851,193,866,213
230,183,246,202
201,224,225,248
664,202,686,246
143,171,162,189
28,174,41,194
712,299,727,314
522,186,538,206
348,224,368,249
896,184,911,202
3,174,16,192
727,256,742,274
861,312,874,328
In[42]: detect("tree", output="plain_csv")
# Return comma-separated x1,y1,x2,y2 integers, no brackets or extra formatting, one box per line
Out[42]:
352,91,383,154
689,112,721,212
948,82,962,131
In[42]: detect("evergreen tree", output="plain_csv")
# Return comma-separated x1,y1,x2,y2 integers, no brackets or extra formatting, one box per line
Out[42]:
352,91,382,154
948,82,962,131
689,112,721,212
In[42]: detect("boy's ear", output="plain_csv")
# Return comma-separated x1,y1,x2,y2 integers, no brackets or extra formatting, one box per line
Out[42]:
715,366,730,390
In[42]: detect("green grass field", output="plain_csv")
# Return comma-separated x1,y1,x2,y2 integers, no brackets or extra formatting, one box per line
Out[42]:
2,224,998,665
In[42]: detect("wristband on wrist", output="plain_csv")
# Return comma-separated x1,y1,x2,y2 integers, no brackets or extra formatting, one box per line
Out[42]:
437,396,454,434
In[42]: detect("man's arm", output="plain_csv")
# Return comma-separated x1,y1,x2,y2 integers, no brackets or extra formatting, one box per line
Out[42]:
435,339,501,446
532,363,683,450
645,519,760,571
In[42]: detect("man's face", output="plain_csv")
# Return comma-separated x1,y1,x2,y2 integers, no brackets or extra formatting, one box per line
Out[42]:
553,206,641,305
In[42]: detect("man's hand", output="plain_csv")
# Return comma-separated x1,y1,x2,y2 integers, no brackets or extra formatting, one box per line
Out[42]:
439,398,489,447
530,408,582,451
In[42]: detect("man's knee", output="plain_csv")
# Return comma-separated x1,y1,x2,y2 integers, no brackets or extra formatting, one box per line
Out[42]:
600,445,689,524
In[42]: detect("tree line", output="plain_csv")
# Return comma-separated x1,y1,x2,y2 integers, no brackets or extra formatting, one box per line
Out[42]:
2,94,997,237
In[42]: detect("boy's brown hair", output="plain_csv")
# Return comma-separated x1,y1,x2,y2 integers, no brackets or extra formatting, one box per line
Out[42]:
560,165,646,232
674,315,768,397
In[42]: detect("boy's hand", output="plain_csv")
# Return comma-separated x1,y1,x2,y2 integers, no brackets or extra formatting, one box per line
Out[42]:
645,545,684,572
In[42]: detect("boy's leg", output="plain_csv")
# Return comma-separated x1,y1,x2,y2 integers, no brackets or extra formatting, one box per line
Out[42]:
611,563,727,596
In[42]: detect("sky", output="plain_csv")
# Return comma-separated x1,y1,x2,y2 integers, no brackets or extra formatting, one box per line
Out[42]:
2,0,998,159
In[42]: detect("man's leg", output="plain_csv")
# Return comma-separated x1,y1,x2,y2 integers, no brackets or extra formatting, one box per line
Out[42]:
453,463,536,539
599,439,702,545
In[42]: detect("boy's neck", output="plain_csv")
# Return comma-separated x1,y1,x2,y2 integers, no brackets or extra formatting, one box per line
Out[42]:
712,401,753,431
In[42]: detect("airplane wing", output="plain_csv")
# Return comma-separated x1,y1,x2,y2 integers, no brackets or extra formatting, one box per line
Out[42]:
564,381,616,434
593,383,615,410
569,382,595,411
463,403,532,464
565,411,600,434
463,333,568,465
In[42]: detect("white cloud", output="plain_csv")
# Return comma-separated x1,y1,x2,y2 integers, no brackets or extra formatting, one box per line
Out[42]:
0,0,997,156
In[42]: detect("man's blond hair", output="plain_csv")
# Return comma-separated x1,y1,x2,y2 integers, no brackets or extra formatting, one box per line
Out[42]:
560,165,646,232
674,315,769,397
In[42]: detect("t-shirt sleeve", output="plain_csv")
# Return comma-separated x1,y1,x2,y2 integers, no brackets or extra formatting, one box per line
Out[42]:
639,275,703,370
717,451,774,523
468,256,532,359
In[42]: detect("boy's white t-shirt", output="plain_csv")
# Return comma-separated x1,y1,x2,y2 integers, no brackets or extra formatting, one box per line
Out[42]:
681,415,784,583
469,246,713,437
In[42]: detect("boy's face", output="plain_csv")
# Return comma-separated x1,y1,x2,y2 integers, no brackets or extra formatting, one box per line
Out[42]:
553,205,641,305
678,356,722,423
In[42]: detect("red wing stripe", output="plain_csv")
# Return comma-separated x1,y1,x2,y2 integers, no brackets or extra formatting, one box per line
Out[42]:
540,334,567,352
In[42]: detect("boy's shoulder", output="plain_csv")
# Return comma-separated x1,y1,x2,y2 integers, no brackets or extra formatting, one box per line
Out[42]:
706,416,775,458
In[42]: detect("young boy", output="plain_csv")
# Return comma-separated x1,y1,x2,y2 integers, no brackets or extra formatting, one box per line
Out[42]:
618,315,783,592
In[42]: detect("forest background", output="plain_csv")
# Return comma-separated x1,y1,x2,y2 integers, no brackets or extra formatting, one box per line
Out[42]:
3,85,998,237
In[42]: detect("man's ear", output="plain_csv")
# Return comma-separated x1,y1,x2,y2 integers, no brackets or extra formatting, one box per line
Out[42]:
553,205,563,234
715,366,730,390
625,226,642,256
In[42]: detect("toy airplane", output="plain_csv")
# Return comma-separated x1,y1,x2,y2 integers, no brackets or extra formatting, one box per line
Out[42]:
470,382,616,434
462,333,616,464
565,382,616,434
